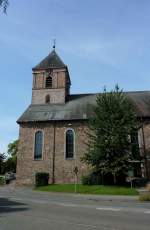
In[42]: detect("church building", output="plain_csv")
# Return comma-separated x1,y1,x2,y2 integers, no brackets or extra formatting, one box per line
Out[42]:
16,47,150,185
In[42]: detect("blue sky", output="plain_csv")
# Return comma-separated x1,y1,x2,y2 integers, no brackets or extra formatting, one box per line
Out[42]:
1,0,150,153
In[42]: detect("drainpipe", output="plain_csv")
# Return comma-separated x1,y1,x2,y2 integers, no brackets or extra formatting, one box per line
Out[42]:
52,122,56,184
141,118,148,178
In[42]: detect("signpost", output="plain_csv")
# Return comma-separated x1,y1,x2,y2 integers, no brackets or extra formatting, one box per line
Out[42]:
126,170,134,188
74,166,78,193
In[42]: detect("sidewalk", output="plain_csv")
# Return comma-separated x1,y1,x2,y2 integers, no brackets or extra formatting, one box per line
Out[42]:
0,182,141,203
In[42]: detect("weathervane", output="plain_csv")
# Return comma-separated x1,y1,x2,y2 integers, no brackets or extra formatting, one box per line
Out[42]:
53,38,56,50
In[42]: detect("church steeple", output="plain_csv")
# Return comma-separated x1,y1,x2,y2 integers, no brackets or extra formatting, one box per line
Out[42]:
32,49,71,105
32,50,66,70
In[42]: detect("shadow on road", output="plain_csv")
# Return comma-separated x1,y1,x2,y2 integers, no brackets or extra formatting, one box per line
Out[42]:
0,197,28,214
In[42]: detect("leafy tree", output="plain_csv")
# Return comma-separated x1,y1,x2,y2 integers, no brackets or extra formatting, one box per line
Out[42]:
82,85,138,184
1,140,18,174
0,153,6,174
0,0,9,13
8,140,18,157
6,140,18,173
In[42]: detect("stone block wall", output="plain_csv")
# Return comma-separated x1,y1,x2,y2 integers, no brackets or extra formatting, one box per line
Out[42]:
16,121,89,186
31,68,68,105
139,121,150,179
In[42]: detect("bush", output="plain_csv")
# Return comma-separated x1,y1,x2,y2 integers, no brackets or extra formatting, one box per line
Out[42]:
132,178,149,187
146,182,150,192
81,172,127,185
81,173,102,185
0,176,5,185
139,193,150,201
35,172,49,187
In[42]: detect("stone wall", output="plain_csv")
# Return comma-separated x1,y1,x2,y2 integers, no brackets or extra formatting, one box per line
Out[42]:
32,88,66,104
139,121,150,179
31,68,68,104
16,119,150,186
16,121,89,186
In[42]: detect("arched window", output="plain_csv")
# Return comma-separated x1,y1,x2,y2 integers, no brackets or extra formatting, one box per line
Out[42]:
45,76,52,88
45,95,50,104
34,131,43,160
65,129,74,159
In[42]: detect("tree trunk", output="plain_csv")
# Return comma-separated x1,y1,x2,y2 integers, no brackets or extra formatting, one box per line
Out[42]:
113,173,116,184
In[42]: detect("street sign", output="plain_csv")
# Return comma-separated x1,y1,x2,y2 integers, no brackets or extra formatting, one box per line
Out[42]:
74,166,78,175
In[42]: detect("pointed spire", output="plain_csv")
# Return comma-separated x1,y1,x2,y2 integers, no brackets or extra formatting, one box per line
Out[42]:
33,47,66,70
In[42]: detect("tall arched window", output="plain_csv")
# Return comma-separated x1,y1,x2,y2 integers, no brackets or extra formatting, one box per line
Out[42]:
34,131,43,159
65,129,74,159
45,95,50,104
45,76,52,88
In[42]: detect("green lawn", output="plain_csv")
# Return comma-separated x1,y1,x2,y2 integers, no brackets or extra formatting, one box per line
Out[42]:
35,184,138,196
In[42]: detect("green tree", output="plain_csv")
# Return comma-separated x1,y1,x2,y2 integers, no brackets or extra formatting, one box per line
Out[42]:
0,153,6,174
5,140,18,173
82,85,138,184
8,140,18,157
0,0,9,13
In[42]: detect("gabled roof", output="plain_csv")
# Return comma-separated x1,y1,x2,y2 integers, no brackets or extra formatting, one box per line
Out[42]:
17,91,150,123
33,50,66,70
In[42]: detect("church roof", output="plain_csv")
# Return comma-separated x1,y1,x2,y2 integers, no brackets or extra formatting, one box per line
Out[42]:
17,91,150,123
33,50,66,70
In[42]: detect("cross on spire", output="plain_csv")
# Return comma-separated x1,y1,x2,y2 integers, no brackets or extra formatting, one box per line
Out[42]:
53,38,56,50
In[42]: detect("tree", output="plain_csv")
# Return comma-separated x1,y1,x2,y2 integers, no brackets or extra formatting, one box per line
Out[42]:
0,153,6,174
5,140,18,173
82,85,138,184
0,0,9,13
8,140,18,157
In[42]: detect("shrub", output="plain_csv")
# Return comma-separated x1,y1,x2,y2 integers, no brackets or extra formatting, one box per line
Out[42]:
132,178,149,187
139,193,150,201
81,173,102,185
146,182,150,192
35,172,49,187
81,172,127,185
0,176,5,185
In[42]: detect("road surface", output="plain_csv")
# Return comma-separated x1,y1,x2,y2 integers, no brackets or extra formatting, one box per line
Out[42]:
0,185,150,230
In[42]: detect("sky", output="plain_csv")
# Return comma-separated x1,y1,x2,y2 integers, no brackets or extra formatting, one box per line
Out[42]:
1,0,150,153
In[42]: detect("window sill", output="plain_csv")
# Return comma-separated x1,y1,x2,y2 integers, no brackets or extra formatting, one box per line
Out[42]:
65,158,75,160
33,158,43,161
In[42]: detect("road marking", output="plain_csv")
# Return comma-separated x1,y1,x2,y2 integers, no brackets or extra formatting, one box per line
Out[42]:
9,197,150,215
144,210,150,214
96,207,121,212
59,203,78,207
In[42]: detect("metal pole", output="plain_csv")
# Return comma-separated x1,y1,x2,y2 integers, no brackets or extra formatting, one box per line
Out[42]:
74,156,77,194
52,122,56,184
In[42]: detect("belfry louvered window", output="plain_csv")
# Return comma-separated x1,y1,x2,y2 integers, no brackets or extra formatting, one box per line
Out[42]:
34,131,43,159
65,129,74,159
46,76,52,88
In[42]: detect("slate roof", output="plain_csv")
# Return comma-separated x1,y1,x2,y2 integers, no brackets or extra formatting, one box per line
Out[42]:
33,50,66,70
17,91,150,123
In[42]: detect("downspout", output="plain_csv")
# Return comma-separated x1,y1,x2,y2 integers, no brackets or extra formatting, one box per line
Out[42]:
141,118,148,178
52,122,56,184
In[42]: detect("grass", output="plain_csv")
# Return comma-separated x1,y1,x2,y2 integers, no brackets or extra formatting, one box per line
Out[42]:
35,184,138,196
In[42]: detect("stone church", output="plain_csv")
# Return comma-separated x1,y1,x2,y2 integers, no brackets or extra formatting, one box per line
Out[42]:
16,47,150,185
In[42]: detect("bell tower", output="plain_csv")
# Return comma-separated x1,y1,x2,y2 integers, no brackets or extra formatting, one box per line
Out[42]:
31,48,71,105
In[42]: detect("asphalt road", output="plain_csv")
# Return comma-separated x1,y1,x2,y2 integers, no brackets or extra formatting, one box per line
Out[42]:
0,185,150,230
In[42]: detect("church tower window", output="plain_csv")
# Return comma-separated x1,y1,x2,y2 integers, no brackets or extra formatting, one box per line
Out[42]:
65,129,74,159
34,131,43,160
45,76,52,88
